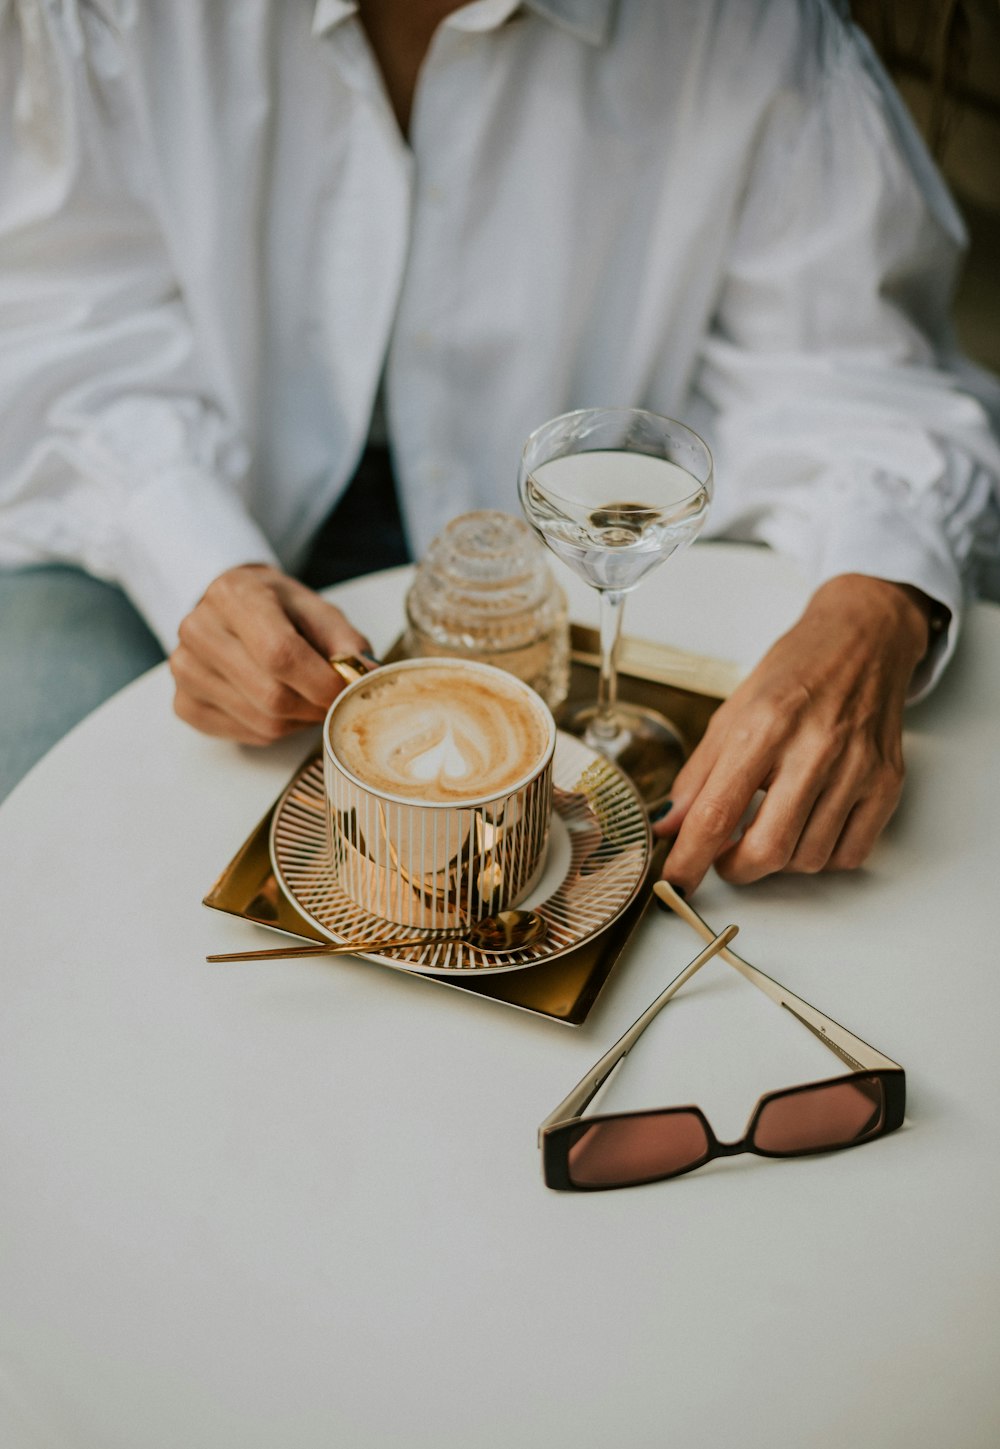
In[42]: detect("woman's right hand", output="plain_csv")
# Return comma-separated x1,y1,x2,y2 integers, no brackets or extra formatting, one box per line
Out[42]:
169,563,371,744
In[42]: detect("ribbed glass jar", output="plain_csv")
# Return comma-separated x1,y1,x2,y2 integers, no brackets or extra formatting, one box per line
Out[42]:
402,511,570,710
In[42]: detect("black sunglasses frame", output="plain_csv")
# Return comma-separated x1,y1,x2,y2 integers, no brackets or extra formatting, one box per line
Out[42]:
542,1068,906,1191
539,885,906,1192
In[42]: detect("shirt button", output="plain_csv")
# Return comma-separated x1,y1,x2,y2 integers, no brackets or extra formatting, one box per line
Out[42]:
414,330,433,350
425,184,445,205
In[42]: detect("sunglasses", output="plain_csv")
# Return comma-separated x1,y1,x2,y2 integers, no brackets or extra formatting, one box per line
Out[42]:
539,882,905,1191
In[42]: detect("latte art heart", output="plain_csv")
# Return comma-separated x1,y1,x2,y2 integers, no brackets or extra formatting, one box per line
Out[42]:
330,664,551,803
405,720,481,785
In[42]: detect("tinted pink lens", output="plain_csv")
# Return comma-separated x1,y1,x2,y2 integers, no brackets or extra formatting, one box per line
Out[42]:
566,1111,710,1188
753,1076,885,1155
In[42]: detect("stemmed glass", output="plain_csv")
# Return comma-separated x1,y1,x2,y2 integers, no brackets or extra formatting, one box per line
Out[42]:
518,408,712,803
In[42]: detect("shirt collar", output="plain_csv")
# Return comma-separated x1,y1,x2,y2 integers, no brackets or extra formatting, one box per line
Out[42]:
311,0,614,46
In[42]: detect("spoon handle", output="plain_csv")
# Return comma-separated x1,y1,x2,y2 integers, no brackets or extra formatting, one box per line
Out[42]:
207,936,456,963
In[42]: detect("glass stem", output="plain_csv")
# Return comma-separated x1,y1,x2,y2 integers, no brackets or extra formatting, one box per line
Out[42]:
594,589,626,740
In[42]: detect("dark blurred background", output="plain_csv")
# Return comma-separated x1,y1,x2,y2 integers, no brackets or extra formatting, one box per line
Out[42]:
851,0,1000,373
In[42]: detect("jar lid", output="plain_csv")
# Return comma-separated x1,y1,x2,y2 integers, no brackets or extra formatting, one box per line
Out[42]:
405,511,565,653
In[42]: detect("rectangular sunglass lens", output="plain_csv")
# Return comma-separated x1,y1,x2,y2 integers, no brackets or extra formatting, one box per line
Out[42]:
752,1075,885,1155
566,1111,710,1188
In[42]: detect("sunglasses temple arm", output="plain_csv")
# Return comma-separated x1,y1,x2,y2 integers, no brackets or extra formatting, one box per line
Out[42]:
538,925,738,1139
652,882,901,1073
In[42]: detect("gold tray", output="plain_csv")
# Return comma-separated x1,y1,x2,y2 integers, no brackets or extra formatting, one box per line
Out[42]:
203,624,734,1025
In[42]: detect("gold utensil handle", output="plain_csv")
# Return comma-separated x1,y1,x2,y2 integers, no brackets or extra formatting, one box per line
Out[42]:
207,937,450,963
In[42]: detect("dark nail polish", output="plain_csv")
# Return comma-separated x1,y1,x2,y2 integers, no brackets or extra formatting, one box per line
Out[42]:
650,800,673,824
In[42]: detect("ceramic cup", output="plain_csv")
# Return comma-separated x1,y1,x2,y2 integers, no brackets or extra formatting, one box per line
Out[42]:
323,658,556,930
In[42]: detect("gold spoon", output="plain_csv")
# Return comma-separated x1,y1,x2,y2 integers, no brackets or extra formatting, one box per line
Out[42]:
206,908,548,963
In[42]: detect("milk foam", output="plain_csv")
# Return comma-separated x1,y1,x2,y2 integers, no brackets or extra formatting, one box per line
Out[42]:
330,664,551,803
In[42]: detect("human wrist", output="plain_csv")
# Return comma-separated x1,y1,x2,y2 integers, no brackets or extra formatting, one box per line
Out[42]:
808,574,934,667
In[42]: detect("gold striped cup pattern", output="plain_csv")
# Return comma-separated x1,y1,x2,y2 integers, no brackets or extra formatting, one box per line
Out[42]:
323,659,556,931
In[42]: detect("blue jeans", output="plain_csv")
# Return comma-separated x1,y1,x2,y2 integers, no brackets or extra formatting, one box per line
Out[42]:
0,566,165,802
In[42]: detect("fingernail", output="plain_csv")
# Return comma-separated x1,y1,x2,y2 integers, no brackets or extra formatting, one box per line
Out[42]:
650,800,673,824
671,883,686,899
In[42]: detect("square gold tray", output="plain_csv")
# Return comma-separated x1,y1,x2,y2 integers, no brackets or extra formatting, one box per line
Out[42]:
203,625,737,1025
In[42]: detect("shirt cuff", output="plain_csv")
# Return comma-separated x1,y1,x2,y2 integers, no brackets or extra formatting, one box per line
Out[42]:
115,465,280,651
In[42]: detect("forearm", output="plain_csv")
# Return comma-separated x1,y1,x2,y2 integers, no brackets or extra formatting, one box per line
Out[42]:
693,5,999,698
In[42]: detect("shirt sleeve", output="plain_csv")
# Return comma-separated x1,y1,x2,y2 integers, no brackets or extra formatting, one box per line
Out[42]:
692,2,1000,699
0,0,280,650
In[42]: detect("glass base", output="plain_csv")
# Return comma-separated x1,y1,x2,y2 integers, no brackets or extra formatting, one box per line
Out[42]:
560,702,687,809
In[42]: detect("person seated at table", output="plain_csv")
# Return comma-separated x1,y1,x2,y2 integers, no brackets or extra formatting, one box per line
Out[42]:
1,0,998,893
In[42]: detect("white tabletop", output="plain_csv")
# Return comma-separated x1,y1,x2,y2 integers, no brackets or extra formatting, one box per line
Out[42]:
1,543,998,1449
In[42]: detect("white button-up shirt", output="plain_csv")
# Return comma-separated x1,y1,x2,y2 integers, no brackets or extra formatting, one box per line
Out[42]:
1,0,998,688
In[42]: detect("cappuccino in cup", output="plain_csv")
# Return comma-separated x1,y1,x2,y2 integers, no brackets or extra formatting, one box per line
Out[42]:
324,659,555,930
329,663,551,804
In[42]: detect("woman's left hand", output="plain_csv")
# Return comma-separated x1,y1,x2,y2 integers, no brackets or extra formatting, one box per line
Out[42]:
655,574,935,894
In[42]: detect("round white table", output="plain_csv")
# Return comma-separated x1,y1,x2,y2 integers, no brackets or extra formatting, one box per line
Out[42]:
1,544,998,1449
